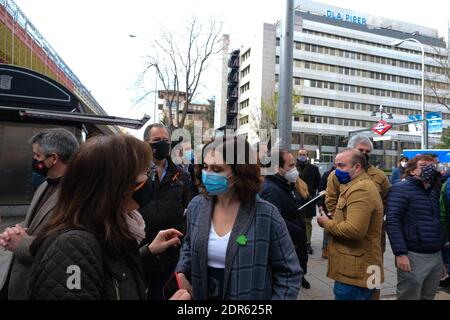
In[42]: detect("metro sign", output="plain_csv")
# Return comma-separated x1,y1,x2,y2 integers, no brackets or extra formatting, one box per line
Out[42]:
372,120,392,136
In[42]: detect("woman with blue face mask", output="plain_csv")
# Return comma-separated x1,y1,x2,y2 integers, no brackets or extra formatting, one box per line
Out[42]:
175,135,302,300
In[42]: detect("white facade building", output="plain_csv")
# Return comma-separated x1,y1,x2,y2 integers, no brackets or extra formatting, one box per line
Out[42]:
216,0,450,169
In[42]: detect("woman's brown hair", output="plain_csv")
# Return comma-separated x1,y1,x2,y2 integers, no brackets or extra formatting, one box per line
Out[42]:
403,154,435,178
201,135,261,206
31,134,152,256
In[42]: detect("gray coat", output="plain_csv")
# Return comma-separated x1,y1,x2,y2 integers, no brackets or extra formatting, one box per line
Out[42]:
7,181,58,299
176,195,302,300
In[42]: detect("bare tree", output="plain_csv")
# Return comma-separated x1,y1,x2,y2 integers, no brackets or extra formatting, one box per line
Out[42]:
425,46,450,111
136,17,222,130
250,90,302,134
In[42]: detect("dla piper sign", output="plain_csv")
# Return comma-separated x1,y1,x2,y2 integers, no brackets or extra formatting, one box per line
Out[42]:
326,10,367,25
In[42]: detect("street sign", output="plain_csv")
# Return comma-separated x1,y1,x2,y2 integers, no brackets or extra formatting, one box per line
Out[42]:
373,136,392,141
372,119,392,136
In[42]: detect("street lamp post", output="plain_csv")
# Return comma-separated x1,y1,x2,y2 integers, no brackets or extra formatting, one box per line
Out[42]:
371,105,393,121
390,38,427,149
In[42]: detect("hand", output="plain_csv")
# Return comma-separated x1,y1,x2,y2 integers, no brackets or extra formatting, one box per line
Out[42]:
316,211,330,228
396,255,411,272
169,289,191,300
148,228,183,255
0,224,28,252
177,272,193,295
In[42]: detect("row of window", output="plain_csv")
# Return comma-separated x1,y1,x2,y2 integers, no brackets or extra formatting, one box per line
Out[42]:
301,96,450,120
296,60,422,86
276,73,448,105
240,98,250,109
296,114,410,131
241,49,251,63
300,78,447,105
239,115,249,125
240,82,250,94
301,29,444,60
292,133,420,151
241,65,250,78
297,42,446,75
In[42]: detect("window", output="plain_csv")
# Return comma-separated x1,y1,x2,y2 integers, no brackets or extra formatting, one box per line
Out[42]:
338,136,348,147
322,135,335,146
304,134,318,146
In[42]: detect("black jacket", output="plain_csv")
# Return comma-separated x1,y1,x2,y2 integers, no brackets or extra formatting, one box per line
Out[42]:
295,162,321,218
138,159,192,273
261,174,307,246
29,229,147,300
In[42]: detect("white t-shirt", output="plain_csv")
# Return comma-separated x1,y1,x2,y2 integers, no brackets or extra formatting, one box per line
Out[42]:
207,223,231,268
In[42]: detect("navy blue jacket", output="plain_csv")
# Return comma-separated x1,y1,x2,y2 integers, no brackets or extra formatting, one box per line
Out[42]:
386,176,444,256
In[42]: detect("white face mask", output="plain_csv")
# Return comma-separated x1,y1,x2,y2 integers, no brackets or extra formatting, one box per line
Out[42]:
400,161,408,168
284,167,299,183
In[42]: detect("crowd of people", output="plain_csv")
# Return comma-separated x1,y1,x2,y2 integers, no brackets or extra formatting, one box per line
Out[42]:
0,126,449,300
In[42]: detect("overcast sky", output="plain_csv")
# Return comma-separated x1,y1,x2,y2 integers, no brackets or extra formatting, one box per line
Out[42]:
12,0,450,135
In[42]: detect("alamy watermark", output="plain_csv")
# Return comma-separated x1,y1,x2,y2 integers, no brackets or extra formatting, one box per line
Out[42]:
167,121,280,175
66,265,81,290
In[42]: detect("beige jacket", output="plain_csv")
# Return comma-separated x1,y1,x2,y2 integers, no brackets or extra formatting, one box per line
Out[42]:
324,172,384,288
8,181,59,299
325,165,390,213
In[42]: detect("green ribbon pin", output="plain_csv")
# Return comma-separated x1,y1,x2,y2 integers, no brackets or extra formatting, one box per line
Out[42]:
236,235,248,246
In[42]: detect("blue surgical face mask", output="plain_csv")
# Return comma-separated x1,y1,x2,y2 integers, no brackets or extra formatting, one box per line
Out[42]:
335,168,352,184
183,150,194,164
297,156,307,163
202,170,232,195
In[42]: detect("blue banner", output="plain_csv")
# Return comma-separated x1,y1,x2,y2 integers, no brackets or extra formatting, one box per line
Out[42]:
407,112,442,134
403,149,450,163
426,112,442,134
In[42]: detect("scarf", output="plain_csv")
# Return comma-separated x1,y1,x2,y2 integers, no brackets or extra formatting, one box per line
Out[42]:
126,210,146,244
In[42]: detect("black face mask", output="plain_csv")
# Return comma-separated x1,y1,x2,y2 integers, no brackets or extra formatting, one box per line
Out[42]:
32,158,52,177
150,141,171,160
363,153,370,163
420,164,437,184
132,179,154,209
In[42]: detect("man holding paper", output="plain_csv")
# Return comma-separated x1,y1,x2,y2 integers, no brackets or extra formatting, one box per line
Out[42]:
317,149,384,300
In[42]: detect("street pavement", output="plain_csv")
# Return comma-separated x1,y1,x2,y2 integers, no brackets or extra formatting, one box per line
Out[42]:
298,218,450,300
1,214,449,300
